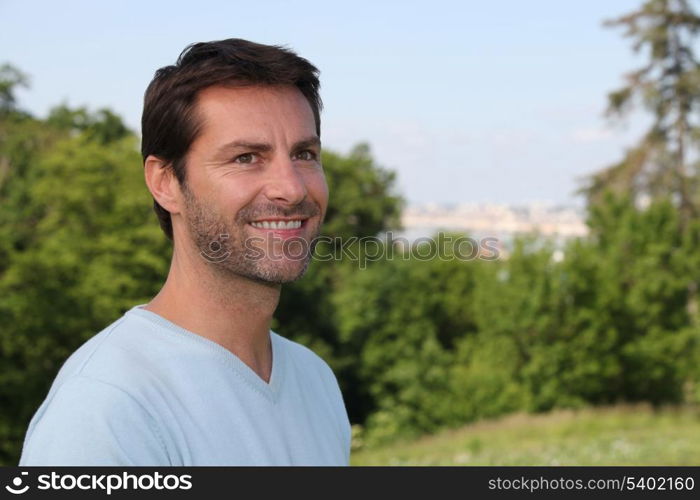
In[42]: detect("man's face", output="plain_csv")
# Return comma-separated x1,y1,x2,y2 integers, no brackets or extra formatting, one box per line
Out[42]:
177,84,328,284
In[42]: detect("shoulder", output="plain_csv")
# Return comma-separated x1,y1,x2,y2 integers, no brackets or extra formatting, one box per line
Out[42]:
49,309,185,396
20,374,170,465
272,331,338,382
20,310,178,465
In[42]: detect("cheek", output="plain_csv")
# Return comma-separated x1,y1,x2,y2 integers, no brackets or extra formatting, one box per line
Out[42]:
218,179,261,214
304,169,329,207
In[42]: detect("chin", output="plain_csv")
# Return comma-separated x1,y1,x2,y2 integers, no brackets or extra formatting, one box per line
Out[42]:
238,258,311,285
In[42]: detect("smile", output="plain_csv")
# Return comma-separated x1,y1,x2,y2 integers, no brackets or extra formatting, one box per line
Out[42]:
250,219,304,229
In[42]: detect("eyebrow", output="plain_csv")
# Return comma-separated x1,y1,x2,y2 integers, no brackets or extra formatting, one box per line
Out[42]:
214,136,321,158
291,136,321,151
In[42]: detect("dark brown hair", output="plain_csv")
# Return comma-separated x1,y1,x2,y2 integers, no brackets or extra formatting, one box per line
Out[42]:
141,38,322,240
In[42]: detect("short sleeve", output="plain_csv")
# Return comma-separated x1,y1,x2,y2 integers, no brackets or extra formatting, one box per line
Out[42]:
19,376,171,466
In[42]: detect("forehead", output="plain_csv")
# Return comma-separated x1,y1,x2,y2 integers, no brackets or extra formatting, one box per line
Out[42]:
193,84,317,144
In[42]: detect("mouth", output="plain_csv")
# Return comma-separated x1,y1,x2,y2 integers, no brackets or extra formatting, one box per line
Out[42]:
248,218,308,230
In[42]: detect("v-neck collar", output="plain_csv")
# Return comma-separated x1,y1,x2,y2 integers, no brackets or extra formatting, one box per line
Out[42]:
127,304,284,404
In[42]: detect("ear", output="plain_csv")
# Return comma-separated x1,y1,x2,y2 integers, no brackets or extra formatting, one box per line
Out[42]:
144,155,182,216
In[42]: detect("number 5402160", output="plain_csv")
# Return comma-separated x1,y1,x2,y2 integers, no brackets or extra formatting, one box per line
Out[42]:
625,476,695,490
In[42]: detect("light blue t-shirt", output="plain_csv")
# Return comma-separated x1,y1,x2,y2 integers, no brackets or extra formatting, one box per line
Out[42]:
19,304,351,466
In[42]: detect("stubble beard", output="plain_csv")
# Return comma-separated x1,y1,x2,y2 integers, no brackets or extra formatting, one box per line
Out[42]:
182,183,320,285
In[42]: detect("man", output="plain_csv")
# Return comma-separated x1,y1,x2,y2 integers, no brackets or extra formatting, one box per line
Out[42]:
19,39,351,466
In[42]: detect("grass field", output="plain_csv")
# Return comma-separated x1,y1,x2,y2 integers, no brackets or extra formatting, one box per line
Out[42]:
350,404,700,466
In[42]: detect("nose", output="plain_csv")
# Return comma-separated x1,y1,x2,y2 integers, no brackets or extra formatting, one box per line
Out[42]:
262,157,308,206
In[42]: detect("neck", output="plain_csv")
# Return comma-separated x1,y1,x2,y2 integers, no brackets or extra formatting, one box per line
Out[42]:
144,240,280,383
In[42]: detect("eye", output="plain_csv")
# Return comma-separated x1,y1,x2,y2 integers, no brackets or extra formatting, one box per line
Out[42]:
233,152,258,164
294,150,318,162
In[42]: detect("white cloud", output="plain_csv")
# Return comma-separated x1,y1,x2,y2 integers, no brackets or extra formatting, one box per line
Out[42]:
570,127,615,143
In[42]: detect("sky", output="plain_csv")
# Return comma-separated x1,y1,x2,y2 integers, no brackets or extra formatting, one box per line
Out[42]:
1,0,649,207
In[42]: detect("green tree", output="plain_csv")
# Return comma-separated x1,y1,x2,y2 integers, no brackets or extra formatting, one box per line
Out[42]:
585,0,700,226
332,234,485,444
47,105,130,144
581,0,700,396
0,64,29,114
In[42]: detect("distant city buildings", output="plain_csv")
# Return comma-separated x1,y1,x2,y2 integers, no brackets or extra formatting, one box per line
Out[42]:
396,201,589,253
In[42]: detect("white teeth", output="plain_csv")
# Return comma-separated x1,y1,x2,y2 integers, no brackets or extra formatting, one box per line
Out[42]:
251,220,302,229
